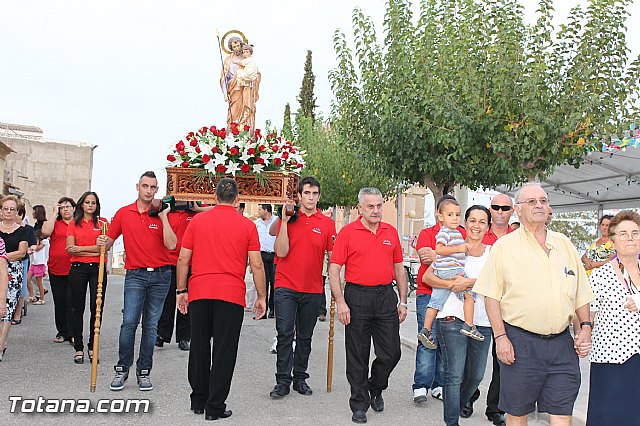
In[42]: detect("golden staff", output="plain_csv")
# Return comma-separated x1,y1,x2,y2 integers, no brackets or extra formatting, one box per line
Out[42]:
327,293,336,392
90,221,108,392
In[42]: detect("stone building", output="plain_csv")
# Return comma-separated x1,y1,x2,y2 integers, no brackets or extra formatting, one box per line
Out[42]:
0,122,96,214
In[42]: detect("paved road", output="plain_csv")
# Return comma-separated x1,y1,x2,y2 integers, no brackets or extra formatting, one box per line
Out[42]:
0,275,558,425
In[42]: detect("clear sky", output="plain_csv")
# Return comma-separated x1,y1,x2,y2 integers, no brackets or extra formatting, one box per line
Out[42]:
1,0,638,218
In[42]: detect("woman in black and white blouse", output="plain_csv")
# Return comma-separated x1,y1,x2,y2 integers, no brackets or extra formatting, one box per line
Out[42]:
586,210,640,426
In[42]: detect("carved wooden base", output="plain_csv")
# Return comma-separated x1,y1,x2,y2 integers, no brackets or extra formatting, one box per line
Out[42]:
166,167,299,204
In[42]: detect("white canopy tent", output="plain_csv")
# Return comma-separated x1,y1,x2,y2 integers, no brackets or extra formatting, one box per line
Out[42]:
498,148,640,214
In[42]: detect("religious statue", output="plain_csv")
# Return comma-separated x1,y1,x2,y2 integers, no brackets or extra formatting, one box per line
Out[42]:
219,32,261,133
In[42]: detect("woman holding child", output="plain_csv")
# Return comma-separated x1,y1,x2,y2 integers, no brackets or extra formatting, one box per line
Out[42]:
423,204,493,426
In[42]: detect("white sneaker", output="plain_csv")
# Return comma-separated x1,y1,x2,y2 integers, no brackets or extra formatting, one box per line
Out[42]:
413,388,428,403
431,386,443,401
270,337,277,354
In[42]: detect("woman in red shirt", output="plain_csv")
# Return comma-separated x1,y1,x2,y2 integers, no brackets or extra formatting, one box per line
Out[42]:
41,197,75,344
66,191,109,364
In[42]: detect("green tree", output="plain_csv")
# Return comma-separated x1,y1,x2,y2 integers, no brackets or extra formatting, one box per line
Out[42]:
329,0,640,199
549,211,597,251
297,116,397,215
282,103,293,140
297,50,317,123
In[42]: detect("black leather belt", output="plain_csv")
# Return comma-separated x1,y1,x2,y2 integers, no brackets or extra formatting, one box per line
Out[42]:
506,323,568,340
346,282,393,290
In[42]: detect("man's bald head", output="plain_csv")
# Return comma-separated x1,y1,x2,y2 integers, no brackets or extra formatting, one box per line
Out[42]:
489,193,514,228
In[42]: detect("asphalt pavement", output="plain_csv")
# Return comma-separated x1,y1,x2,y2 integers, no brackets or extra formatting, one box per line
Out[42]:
0,274,572,425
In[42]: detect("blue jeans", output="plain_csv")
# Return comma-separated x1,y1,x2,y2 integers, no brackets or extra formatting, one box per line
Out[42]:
413,293,444,390
437,317,491,426
117,267,171,372
21,259,29,297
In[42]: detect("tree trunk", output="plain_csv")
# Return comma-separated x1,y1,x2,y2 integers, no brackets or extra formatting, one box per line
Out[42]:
342,206,352,228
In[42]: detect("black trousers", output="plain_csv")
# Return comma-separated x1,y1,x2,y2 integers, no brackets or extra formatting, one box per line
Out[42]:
344,283,401,413
318,276,328,316
49,273,73,339
261,252,275,314
485,337,503,417
69,262,108,352
274,287,322,385
157,266,190,342
188,299,243,417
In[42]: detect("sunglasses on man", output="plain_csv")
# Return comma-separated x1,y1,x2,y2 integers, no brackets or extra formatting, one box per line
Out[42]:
490,205,512,212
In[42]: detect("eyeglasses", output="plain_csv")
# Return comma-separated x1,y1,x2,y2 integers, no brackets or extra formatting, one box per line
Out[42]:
612,231,640,241
490,205,512,212
516,198,549,206
1,207,16,212
59,205,73,210
83,201,97,205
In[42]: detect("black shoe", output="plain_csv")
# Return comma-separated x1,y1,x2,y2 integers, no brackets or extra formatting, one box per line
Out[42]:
293,381,313,396
205,410,232,420
351,411,367,424
269,384,290,399
460,400,473,418
489,413,506,426
178,340,190,351
268,311,275,318
155,336,164,348
192,408,204,415
370,392,384,412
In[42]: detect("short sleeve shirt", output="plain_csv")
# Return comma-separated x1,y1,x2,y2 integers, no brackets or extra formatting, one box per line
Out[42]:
47,220,71,275
473,226,595,335
67,217,108,263
107,201,173,270
589,262,640,364
331,218,403,286
275,210,335,293
181,205,260,306
167,211,196,265
416,224,466,295
434,226,465,271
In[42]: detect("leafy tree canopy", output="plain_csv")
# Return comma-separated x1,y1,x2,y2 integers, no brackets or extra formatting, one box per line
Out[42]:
330,0,640,199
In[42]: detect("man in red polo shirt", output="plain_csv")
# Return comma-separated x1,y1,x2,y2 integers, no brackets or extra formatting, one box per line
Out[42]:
156,209,196,351
268,176,336,399
98,171,177,392
175,177,266,421
329,187,408,425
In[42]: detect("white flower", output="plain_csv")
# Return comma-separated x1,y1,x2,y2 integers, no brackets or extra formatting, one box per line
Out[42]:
204,162,217,173
252,164,265,174
225,161,240,176
239,150,252,162
213,152,228,166
198,143,213,157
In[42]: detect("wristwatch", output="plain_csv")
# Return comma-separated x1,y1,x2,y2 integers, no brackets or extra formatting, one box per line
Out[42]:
176,288,188,295
580,321,593,328
398,302,408,308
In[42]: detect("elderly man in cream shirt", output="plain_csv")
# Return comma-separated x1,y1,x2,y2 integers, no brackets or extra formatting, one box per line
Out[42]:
474,183,594,426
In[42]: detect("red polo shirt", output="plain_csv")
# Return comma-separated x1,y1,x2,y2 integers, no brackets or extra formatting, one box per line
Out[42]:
66,217,109,263
275,210,335,293
416,223,466,295
482,225,514,245
167,211,196,265
331,218,403,286
181,205,260,306
48,220,72,275
107,201,173,270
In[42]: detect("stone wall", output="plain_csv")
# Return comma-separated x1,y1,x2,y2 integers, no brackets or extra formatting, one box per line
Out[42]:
0,133,94,214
